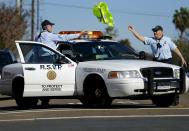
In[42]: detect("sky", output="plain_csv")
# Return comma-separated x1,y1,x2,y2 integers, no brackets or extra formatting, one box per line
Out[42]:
1,0,189,53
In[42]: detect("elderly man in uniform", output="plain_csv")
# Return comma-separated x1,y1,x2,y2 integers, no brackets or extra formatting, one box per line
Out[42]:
35,20,87,106
128,25,187,66
36,20,86,49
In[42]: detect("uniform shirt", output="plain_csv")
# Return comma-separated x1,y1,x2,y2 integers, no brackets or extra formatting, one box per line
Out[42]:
35,30,80,49
144,36,177,60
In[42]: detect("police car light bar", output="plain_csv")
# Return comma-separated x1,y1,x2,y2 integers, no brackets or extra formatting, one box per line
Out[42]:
59,31,104,39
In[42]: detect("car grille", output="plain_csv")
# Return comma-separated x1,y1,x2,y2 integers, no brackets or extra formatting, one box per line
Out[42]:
140,67,173,78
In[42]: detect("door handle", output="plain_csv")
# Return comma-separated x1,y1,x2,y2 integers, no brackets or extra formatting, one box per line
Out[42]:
25,67,36,71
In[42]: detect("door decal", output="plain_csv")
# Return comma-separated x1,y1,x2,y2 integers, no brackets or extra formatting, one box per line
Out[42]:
47,70,57,80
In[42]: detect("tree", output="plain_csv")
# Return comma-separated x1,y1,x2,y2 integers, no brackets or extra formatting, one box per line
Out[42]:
104,27,118,39
118,39,134,50
173,7,189,39
172,39,189,71
172,7,189,71
0,3,28,51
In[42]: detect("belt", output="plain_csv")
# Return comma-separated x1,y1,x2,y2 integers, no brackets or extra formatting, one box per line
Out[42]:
154,58,172,64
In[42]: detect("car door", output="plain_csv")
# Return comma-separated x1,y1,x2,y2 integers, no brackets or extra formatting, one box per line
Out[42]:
15,41,77,97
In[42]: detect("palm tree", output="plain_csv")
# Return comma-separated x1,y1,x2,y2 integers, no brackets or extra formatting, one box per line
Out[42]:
173,7,189,39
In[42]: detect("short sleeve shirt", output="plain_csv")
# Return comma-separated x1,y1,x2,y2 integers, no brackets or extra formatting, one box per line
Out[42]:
144,36,177,60
35,31,80,50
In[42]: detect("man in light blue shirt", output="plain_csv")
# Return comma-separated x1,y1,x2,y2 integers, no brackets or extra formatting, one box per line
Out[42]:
35,20,85,50
35,20,87,106
128,25,187,66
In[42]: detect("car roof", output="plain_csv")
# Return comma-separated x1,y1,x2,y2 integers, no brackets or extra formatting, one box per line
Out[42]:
58,39,117,45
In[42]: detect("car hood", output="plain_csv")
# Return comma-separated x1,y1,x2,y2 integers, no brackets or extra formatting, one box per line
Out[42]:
79,60,180,70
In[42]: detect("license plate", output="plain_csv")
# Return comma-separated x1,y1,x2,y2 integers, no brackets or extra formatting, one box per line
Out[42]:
157,82,170,90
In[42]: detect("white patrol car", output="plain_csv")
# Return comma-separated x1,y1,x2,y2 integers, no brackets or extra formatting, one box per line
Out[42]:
0,31,188,108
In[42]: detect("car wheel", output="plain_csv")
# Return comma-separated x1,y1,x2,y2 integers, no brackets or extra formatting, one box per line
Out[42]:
13,77,38,109
152,94,179,107
81,77,112,107
40,98,50,107
15,97,38,109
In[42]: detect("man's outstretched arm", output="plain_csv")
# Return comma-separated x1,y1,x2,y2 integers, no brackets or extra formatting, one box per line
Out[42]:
128,25,145,43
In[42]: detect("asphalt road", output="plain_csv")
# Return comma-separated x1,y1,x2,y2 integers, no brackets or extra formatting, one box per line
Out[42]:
0,92,188,131
0,114,189,131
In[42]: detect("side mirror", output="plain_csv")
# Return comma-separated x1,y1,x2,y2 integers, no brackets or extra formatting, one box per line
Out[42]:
139,51,146,60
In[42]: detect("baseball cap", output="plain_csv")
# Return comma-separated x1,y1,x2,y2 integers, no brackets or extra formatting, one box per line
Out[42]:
41,20,55,27
152,25,163,32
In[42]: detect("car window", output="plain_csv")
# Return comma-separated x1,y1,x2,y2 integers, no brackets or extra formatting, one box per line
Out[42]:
0,53,12,65
72,42,138,61
58,44,74,59
19,43,69,64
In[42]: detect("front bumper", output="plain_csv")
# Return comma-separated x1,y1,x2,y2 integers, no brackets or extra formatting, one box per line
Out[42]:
106,68,186,98
146,68,185,95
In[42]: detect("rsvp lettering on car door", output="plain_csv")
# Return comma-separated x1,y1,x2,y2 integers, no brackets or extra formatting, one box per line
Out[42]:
40,65,62,70
40,64,63,92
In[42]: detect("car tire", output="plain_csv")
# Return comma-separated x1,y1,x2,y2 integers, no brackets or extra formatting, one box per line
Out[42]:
13,77,38,109
81,76,112,107
152,94,179,107
15,97,38,109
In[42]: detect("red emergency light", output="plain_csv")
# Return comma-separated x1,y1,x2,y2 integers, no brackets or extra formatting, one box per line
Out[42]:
59,31,104,39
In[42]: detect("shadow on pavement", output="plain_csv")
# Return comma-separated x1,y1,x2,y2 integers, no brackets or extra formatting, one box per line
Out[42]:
0,102,156,112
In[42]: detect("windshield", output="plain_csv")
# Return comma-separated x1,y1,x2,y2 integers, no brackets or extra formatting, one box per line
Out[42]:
72,41,139,61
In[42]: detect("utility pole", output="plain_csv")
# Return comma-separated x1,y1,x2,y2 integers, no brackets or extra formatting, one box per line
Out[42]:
37,0,40,31
31,0,35,40
16,0,22,15
20,0,22,13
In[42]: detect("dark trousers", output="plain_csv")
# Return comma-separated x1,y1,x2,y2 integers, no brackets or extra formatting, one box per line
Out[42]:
153,58,172,64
